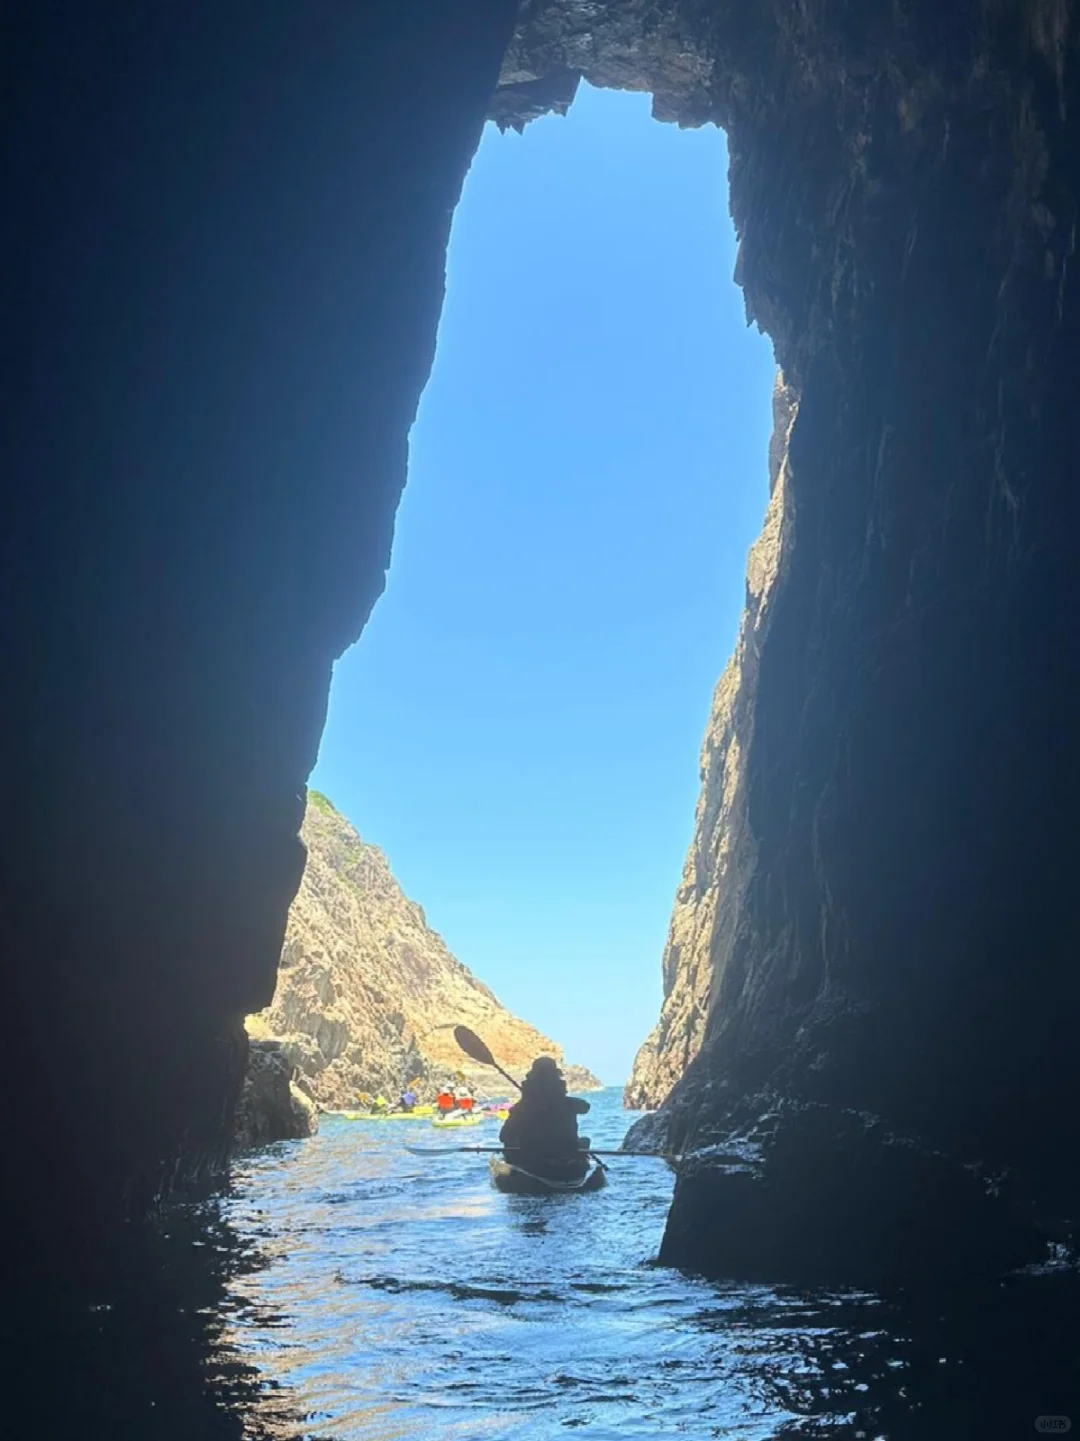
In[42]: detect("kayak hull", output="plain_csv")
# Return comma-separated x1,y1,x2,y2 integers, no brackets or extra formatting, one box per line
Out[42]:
333,1106,435,1121
368,1105,435,1121
489,1157,607,1196
431,1113,484,1129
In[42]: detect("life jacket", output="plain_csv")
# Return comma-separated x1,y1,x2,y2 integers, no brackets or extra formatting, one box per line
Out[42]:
458,1095,474,1111
436,1091,456,1112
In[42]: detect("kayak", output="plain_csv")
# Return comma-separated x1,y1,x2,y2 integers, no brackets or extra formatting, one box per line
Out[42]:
334,1106,435,1121
489,1157,607,1196
365,1106,435,1121
431,1112,484,1129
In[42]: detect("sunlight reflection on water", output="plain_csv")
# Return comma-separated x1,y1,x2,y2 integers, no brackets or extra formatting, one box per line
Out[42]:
202,1093,1080,1440
213,1096,872,1438
19,1094,1076,1439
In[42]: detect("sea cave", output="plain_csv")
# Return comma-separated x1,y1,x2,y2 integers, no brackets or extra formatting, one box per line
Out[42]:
6,1,1080,1435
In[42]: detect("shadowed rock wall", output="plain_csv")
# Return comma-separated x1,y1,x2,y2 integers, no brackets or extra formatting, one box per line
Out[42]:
233,1041,317,1152
498,0,1080,1281
3,0,518,1261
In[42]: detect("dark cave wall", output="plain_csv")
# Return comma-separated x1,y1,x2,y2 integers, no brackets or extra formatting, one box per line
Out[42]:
706,0,1080,1118
685,0,1080,1243
499,0,1080,1279
6,0,1080,1290
2,0,518,1250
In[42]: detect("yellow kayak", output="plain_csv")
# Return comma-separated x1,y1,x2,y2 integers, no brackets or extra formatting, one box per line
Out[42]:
431,1112,484,1129
336,1105,435,1121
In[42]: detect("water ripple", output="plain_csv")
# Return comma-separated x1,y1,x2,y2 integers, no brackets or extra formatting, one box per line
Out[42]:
195,1092,1080,1440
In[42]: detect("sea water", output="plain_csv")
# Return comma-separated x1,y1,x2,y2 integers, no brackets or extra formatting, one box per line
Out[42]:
35,1090,1078,1438
203,1089,1078,1438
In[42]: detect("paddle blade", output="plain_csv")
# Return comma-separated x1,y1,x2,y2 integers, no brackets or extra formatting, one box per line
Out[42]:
454,1025,496,1068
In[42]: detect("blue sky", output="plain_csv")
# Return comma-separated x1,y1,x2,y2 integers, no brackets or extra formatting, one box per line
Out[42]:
311,84,775,1085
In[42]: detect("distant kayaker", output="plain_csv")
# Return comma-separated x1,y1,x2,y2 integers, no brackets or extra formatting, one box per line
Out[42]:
399,1088,418,1113
457,1093,475,1112
500,1057,590,1168
436,1088,457,1114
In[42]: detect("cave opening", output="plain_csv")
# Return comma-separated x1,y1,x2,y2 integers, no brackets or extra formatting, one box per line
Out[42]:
10,2,1080,1431
304,82,775,1088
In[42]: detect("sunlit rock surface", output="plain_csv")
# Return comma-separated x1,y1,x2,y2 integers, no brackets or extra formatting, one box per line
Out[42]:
249,794,599,1107
625,374,796,1111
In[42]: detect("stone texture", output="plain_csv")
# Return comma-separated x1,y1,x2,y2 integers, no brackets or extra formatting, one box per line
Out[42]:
250,794,599,1108
233,1041,318,1151
657,1099,1045,1288
625,373,797,1110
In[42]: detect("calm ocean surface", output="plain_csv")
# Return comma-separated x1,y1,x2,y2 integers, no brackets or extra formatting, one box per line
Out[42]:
34,1090,1076,1437
192,1089,1077,1439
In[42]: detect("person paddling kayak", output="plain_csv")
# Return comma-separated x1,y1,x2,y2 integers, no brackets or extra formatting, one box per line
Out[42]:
499,1056,590,1175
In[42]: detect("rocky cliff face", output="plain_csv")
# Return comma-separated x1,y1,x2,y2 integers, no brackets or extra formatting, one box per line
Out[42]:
249,794,598,1107
500,0,1080,1283
625,374,797,1111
